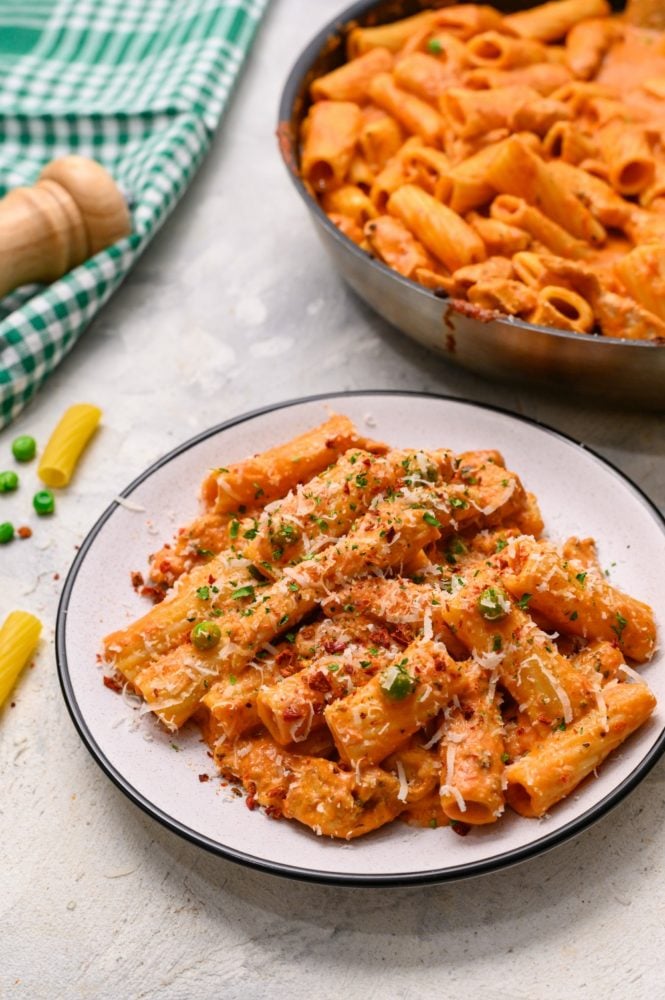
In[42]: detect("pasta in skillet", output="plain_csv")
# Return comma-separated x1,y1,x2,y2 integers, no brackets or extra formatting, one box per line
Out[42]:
102,416,658,839
300,0,665,341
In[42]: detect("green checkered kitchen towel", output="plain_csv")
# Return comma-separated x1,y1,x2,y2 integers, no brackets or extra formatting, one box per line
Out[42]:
0,0,270,429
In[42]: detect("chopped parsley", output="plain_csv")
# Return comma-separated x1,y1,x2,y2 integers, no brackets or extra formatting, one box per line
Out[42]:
612,612,628,640
423,511,441,527
516,593,532,610
231,585,255,601
196,586,210,601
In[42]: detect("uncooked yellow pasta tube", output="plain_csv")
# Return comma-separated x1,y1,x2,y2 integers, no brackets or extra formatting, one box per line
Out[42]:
0,611,42,707
38,403,101,488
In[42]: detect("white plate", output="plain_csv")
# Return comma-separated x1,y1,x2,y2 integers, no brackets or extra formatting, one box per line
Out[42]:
56,392,665,885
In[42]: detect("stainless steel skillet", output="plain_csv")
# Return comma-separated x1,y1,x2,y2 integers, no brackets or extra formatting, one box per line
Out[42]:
277,0,665,409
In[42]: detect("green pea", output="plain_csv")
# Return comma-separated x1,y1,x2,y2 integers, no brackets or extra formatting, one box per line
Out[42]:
0,521,14,544
0,470,19,492
12,435,37,462
191,620,222,650
478,586,509,621
33,489,55,516
381,662,416,700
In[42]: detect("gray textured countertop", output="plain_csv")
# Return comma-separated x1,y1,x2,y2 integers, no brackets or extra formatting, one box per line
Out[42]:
1,2,664,998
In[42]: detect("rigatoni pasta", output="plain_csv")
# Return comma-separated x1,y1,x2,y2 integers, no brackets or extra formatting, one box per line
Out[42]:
299,0,665,342
101,416,659,840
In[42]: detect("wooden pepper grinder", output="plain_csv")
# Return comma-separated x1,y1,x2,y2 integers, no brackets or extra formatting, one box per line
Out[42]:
0,155,131,299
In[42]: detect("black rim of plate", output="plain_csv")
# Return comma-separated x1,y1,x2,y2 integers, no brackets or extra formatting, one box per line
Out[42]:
276,0,659,352
56,391,665,887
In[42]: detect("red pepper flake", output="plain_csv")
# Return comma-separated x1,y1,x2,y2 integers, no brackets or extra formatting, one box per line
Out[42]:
198,773,210,783
265,805,282,819
10,702,15,708
307,670,332,693
131,570,144,590
139,585,166,604
322,638,347,655
283,705,305,720
245,781,258,811
17,526,32,539
103,675,123,694
53,572,60,581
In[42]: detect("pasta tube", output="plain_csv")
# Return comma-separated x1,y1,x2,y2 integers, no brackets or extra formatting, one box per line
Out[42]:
218,735,405,839
325,638,454,765
38,403,101,487
505,681,656,817
310,47,393,103
200,414,378,513
595,290,665,342
199,644,300,744
300,101,362,193
0,611,41,707
443,573,596,726
484,136,606,245
468,279,538,317
490,194,587,258
132,496,442,728
466,214,530,256
347,11,442,58
596,123,656,196
565,17,620,79
359,108,404,172
256,639,398,745
529,285,595,334
364,214,435,278
440,687,506,824
388,184,486,272
368,73,443,146
467,32,550,70
503,537,657,662
393,52,457,103
440,86,540,139
104,549,253,683
463,63,572,96
242,447,450,573
505,0,611,42
614,245,665,323
322,186,377,226
542,121,597,165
